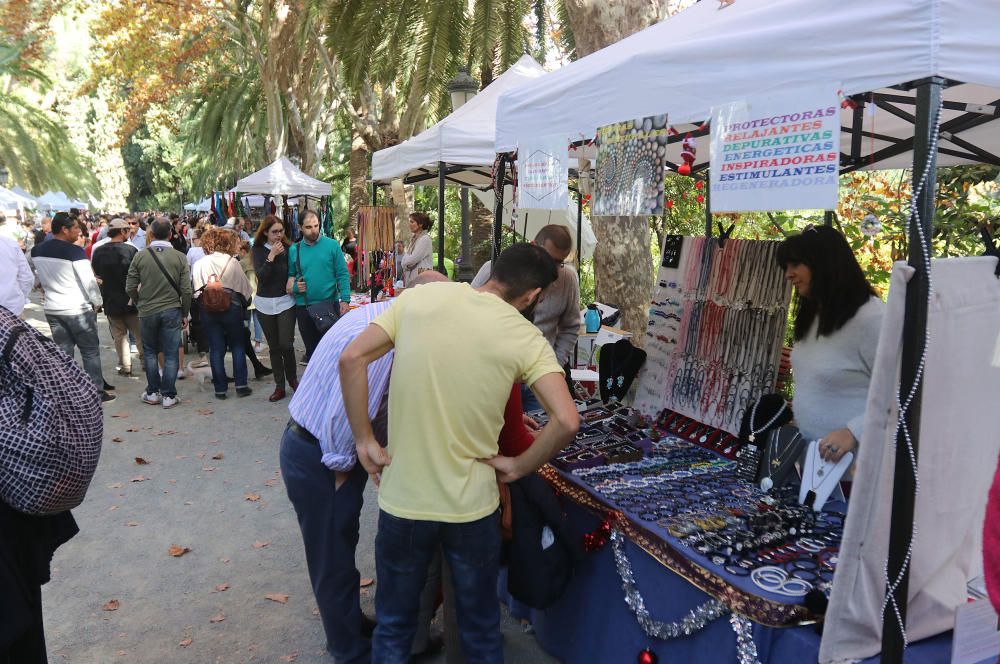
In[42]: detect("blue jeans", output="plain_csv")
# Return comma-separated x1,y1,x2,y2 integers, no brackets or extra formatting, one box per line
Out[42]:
139,307,182,398
279,424,370,663
250,310,264,343
201,301,247,394
521,383,542,413
373,509,502,663
46,310,104,389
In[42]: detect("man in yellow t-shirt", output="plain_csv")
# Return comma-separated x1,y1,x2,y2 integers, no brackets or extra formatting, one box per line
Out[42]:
340,243,580,663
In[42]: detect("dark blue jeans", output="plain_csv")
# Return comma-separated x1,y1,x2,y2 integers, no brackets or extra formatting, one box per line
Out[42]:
373,509,502,663
139,307,182,398
201,301,247,394
279,425,369,664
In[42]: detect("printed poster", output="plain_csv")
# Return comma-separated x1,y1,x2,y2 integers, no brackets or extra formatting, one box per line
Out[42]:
516,134,569,210
710,87,840,212
593,114,669,216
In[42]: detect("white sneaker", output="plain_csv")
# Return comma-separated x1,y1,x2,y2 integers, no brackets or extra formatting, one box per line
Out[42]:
129,344,139,354
141,392,162,405
162,395,179,409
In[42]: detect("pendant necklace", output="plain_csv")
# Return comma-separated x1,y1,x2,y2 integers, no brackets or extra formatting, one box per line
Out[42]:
747,399,787,443
759,430,801,492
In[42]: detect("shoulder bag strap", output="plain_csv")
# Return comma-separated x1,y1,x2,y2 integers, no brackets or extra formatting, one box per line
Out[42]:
295,241,308,306
148,247,183,302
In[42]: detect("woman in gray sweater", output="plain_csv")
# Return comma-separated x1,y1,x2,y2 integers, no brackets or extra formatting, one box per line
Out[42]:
776,225,885,464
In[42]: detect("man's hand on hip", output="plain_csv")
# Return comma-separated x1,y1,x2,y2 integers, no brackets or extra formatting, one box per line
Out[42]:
357,436,391,487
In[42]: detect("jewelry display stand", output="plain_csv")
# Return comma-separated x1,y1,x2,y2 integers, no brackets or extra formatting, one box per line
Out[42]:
799,440,853,512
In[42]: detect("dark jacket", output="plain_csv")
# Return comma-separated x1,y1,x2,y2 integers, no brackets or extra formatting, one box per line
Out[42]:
91,241,138,316
251,242,291,299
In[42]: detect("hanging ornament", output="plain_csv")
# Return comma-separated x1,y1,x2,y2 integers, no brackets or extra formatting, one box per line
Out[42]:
666,200,674,209
695,180,704,190
677,134,697,176
638,648,658,664
860,213,881,237
696,193,705,204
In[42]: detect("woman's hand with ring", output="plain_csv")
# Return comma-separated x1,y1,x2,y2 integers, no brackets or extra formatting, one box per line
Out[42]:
819,428,856,463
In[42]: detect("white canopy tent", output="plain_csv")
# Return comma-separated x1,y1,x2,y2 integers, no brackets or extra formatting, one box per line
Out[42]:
495,0,1000,174
9,187,37,208
372,55,548,187
0,186,35,213
234,156,331,197
36,191,75,212
492,2,1000,663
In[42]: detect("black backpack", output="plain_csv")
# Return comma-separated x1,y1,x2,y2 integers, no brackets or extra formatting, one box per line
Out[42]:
0,307,103,515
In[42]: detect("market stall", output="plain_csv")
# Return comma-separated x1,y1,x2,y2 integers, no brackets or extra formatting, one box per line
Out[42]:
231,156,333,238
491,0,1000,662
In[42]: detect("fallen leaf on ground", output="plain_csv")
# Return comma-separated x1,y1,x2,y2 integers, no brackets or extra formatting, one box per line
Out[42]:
220,557,231,563
244,493,260,502
202,466,216,472
209,613,226,623
111,412,130,418
252,540,270,549
107,482,123,489
184,501,193,506
108,505,118,511
211,452,224,460
126,521,139,527
197,408,213,416
153,430,177,437
167,479,177,484
360,578,374,588
102,599,120,611
178,638,192,648
111,437,123,443
311,608,320,616
265,593,289,604
130,475,149,482
280,652,298,662
208,439,219,443
175,455,187,460
264,479,277,487
214,583,230,592
134,457,149,465
116,650,127,657
196,453,206,459
125,427,139,432
168,545,191,557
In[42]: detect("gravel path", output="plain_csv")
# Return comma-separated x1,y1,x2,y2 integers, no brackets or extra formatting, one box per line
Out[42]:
27,300,556,664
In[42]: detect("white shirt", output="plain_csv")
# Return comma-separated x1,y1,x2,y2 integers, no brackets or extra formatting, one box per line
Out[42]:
186,246,205,270
0,236,33,315
254,243,295,315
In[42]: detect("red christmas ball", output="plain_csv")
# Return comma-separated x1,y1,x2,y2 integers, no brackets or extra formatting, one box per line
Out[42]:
638,648,658,664
696,194,705,204
666,200,674,209
695,180,704,190
677,163,692,176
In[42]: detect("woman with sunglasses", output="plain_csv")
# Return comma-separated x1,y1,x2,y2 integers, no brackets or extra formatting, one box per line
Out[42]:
775,224,884,467
252,215,299,401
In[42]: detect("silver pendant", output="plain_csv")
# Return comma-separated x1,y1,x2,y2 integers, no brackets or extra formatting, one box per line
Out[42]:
748,433,755,443
817,468,825,477
759,477,773,492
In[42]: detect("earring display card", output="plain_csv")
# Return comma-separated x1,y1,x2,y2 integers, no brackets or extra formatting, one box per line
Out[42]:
661,234,684,268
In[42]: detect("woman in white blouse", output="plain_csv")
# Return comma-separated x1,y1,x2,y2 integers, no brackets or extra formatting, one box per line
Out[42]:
401,212,434,286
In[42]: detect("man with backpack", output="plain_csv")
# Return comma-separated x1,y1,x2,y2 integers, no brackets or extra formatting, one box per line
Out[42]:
286,210,351,365
30,212,114,403
125,217,192,409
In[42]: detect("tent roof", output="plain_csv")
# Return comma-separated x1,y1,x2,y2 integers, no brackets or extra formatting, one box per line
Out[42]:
0,186,36,209
36,191,76,211
495,0,1000,171
372,55,547,187
7,187,37,207
235,156,331,197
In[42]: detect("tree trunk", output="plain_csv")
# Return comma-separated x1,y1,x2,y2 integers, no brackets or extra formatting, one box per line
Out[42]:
348,134,370,232
469,195,494,269
562,0,671,346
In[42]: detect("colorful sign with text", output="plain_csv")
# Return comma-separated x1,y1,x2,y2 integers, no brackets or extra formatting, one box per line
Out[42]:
710,88,840,212
516,134,569,211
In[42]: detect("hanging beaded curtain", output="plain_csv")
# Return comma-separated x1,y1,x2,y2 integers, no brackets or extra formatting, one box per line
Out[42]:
634,236,792,435
355,205,397,291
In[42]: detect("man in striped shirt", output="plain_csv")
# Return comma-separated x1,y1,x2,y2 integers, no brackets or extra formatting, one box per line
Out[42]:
281,271,448,664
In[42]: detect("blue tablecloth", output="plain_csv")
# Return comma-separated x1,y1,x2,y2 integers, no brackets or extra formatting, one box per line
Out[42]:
513,498,952,663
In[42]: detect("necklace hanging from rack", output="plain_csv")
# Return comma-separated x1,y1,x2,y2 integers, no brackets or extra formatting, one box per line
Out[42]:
747,399,787,443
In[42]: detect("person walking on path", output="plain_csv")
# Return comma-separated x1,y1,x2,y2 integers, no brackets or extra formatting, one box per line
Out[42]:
0,234,33,317
126,217,192,409
286,210,351,365
192,227,254,399
340,243,580,663
30,212,114,403
91,218,144,377
237,240,273,381
399,212,434,286
252,215,298,402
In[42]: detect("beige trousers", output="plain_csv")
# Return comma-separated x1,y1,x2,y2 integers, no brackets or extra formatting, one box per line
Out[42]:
107,313,144,371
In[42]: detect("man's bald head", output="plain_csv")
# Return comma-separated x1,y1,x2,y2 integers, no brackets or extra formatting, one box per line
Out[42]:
409,271,449,287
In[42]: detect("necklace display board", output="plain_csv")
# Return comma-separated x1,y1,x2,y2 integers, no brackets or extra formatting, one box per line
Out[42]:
634,235,792,435
355,206,397,292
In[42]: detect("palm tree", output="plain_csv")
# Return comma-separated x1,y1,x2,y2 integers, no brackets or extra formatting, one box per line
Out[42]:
0,43,96,197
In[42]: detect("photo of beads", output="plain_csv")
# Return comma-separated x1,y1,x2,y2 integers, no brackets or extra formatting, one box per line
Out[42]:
593,114,669,216
635,235,793,435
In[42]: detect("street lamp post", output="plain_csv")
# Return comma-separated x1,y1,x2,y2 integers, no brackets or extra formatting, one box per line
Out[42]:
0,166,9,188
447,67,480,281
175,184,184,215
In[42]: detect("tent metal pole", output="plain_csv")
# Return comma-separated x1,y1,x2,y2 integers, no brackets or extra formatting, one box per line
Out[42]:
371,184,377,207
879,76,943,664
577,187,583,272
824,210,835,226
437,162,447,275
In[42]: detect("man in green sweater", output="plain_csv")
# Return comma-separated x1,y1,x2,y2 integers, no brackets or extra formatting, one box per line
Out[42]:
126,217,193,409
286,210,351,364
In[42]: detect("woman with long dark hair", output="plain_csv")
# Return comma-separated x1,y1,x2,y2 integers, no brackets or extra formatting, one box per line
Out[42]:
252,215,298,401
400,212,433,286
775,225,884,463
